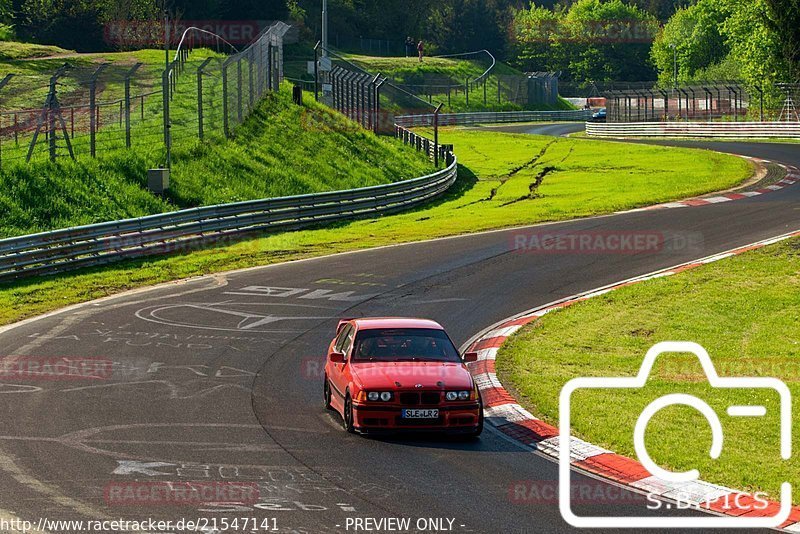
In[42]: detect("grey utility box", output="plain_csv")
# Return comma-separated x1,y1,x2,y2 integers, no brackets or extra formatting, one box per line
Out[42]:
147,168,170,194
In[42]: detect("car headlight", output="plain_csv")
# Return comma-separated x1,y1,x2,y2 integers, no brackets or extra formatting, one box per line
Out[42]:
445,391,459,401
458,391,470,401
367,392,380,401
380,391,393,402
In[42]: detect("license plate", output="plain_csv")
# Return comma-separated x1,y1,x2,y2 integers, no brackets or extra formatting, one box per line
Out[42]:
401,408,439,419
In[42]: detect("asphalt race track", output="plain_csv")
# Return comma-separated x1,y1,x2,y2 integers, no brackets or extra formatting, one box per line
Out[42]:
0,135,798,533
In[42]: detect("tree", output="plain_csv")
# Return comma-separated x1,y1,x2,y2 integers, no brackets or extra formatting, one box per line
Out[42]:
760,0,800,82
512,0,658,83
650,0,731,85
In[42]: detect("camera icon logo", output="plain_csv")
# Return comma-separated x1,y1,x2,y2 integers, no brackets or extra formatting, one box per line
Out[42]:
559,341,792,528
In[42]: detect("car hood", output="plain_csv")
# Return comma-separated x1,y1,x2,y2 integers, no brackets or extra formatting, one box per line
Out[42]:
350,361,473,390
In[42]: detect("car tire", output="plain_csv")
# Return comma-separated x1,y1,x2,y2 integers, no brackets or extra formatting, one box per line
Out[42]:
469,405,484,438
343,394,355,433
323,376,332,410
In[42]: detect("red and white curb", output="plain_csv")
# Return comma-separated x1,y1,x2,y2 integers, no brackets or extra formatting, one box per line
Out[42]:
625,159,799,213
465,228,800,530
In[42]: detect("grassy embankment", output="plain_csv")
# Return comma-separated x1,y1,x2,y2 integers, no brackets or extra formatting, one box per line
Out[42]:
0,45,434,237
344,54,574,112
500,238,800,502
1,127,751,327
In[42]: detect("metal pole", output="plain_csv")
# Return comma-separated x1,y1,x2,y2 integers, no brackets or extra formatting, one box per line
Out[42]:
237,60,243,123
267,42,273,92
124,63,141,148
314,42,320,101
375,79,385,134
322,0,328,57
222,61,229,138
433,103,442,168
48,94,56,161
197,57,213,140
248,48,254,109
164,10,170,80
162,67,171,168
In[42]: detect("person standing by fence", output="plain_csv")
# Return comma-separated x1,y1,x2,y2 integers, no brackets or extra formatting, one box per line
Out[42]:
417,40,424,62
405,37,414,58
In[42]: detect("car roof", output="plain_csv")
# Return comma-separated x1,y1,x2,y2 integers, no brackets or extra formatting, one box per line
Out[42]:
351,317,444,330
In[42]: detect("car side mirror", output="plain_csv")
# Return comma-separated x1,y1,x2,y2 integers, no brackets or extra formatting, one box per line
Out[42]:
463,351,479,363
329,351,346,364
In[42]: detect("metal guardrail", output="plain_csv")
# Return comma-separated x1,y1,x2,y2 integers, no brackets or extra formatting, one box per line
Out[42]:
586,121,800,138
395,110,593,127
0,146,456,282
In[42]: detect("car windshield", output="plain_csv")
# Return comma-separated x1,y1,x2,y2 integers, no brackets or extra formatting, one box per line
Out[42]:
352,328,462,363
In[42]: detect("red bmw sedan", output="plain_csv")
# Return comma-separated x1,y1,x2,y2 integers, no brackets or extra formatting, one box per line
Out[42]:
323,317,482,436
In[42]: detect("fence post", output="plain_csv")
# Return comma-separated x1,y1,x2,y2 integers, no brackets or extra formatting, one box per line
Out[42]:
0,75,14,155
313,41,320,101
273,44,280,90
267,42,273,92
248,48,254,110
374,78,385,134
237,59,243,123
370,73,381,132
89,64,108,158
433,103,442,168
124,63,142,148
465,78,469,107
257,37,264,98
162,67,171,168
484,78,487,105
197,57,214,141
222,60,230,138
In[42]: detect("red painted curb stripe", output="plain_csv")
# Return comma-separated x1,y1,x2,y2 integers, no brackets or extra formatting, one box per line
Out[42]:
468,223,800,529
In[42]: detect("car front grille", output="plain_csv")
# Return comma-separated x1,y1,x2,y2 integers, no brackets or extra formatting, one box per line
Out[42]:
398,391,441,406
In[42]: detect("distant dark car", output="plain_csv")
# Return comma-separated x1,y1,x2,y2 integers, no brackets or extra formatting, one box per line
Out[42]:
591,108,607,122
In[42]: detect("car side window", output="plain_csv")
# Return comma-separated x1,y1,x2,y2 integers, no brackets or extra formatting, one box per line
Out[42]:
340,327,356,359
334,324,352,353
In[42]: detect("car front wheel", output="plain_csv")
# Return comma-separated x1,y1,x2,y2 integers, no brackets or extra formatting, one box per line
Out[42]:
323,376,332,410
343,394,355,433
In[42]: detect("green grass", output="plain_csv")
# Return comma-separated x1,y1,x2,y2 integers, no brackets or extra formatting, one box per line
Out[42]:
343,53,573,112
499,238,800,502
0,129,752,328
0,85,434,237
0,40,72,60
346,54,496,85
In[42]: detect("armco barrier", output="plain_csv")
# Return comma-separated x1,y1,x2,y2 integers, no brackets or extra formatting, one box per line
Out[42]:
0,147,456,282
586,121,800,139
395,110,593,128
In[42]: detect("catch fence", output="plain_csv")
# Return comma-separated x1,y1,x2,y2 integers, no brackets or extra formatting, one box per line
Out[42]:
0,21,290,168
